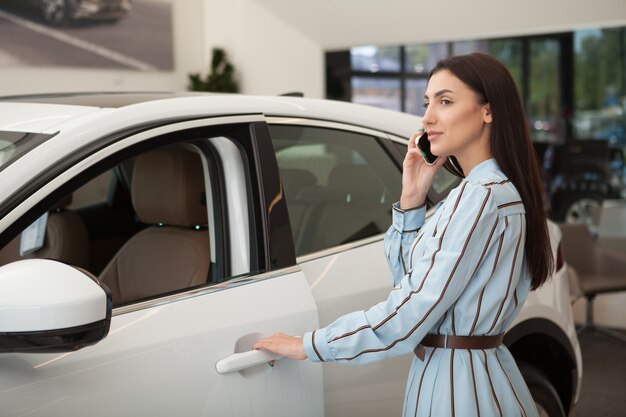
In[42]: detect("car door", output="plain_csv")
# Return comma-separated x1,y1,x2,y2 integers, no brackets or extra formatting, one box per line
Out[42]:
0,116,323,417
267,119,422,417
268,119,465,417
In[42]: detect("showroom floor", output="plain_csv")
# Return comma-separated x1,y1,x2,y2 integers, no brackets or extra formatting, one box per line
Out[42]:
573,327,626,416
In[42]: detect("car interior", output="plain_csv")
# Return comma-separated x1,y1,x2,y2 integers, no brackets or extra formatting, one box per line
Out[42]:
282,164,393,256
98,148,210,305
0,193,90,269
270,126,400,258
0,144,215,306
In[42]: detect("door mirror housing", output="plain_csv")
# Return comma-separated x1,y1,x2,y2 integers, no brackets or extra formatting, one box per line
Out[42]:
0,259,112,353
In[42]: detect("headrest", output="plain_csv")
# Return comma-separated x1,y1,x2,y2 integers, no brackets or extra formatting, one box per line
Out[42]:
281,169,316,198
328,165,386,202
132,149,207,227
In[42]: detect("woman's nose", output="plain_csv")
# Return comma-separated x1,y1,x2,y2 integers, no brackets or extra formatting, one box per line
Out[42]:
421,104,435,126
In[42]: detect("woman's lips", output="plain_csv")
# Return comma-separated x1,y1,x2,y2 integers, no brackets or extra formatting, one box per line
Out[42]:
427,131,442,141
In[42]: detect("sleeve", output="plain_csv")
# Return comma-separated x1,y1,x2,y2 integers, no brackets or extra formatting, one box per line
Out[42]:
383,202,427,287
303,181,500,364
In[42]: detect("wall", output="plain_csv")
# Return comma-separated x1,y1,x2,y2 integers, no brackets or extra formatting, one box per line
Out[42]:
0,0,324,98
202,0,323,97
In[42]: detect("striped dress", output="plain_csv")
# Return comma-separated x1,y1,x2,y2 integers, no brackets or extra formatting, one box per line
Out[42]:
303,158,538,417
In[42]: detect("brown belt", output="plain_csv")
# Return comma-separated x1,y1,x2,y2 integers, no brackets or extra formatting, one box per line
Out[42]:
414,334,504,360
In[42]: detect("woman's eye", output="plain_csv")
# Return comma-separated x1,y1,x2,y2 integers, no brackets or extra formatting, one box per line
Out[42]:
440,99,451,105
422,102,430,108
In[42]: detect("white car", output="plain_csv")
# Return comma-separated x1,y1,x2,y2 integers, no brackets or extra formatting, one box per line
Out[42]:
0,93,582,417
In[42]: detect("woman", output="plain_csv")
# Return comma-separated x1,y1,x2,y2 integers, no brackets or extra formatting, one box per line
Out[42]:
254,53,553,417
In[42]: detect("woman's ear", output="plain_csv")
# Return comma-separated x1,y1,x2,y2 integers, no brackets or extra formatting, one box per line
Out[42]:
483,103,493,124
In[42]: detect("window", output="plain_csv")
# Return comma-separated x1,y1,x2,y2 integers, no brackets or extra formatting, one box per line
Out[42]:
269,124,401,257
0,131,55,171
528,38,561,143
351,46,401,72
69,170,114,209
404,43,448,75
574,27,626,151
352,77,402,111
0,141,219,306
489,39,523,92
335,39,524,116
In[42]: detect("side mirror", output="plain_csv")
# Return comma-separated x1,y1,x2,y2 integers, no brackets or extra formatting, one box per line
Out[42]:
0,259,112,353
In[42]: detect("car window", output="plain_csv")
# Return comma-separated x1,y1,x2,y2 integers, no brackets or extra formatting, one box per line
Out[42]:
68,170,114,209
0,142,218,307
269,124,402,257
0,130,56,172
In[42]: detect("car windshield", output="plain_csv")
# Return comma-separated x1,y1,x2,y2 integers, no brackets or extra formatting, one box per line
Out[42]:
0,130,56,172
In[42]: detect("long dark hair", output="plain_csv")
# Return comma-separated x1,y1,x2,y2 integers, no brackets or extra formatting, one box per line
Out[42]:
430,53,553,290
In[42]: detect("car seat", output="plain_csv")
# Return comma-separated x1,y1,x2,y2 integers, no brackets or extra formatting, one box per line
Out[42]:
301,164,391,254
99,148,210,305
0,194,90,269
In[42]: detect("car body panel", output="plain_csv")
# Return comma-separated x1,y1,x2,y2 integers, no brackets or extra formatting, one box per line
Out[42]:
0,94,422,137
0,103,100,132
0,269,323,417
300,239,410,416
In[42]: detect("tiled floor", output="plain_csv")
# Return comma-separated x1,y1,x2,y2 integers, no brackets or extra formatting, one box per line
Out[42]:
572,328,626,417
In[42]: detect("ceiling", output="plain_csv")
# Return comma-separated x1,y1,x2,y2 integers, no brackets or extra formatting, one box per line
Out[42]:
253,0,626,49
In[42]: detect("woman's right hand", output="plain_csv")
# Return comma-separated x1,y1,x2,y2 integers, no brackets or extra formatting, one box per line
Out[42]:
400,129,446,209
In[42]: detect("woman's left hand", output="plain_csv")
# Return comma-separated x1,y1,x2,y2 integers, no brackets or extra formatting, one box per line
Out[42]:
253,332,307,360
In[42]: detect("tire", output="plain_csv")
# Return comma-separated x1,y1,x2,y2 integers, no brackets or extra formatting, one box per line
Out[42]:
519,362,566,417
553,191,603,226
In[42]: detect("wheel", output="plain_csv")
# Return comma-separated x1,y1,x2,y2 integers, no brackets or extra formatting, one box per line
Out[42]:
519,363,566,417
40,0,76,25
553,191,603,226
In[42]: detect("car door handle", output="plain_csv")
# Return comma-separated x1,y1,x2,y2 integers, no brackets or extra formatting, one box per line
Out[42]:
215,350,284,374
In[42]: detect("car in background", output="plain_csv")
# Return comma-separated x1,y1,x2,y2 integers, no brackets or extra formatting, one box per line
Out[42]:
535,139,625,227
0,92,581,417
33,0,131,25
593,123,625,148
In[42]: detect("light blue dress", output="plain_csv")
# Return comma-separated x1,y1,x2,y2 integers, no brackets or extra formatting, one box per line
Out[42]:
303,159,538,417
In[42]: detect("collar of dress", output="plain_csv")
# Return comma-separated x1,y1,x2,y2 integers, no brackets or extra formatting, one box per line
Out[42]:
464,158,500,181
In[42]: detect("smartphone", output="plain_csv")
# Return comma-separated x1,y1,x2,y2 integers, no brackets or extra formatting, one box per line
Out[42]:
415,131,439,165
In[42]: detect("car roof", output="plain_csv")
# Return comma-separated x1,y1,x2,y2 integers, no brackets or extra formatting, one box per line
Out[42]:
0,92,201,108
0,92,422,138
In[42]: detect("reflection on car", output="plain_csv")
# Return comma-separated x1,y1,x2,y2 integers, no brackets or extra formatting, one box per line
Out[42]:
0,92,582,417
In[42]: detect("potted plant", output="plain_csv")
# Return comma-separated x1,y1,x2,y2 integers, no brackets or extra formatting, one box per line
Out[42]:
188,48,239,93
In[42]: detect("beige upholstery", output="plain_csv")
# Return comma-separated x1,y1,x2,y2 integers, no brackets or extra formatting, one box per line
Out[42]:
327,165,387,202
0,195,90,269
132,149,207,226
299,165,390,254
281,168,317,199
100,149,210,305
559,223,626,341
280,169,317,253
